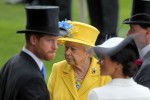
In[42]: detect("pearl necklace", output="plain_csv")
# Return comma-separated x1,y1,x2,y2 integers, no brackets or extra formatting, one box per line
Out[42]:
74,66,89,90
74,58,91,90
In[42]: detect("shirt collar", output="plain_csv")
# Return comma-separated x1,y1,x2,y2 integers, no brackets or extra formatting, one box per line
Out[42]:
140,44,150,59
110,78,136,86
22,47,43,70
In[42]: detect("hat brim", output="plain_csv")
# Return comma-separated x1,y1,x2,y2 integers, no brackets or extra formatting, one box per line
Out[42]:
93,38,124,58
123,18,150,25
93,35,139,58
17,29,66,36
58,37,94,47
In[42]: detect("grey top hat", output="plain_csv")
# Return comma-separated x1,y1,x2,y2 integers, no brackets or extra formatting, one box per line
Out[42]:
17,6,63,36
123,0,150,25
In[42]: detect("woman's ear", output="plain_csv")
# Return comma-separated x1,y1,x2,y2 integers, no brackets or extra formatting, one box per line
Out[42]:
114,62,122,70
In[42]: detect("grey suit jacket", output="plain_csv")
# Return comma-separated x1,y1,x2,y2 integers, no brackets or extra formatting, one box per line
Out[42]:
134,51,150,89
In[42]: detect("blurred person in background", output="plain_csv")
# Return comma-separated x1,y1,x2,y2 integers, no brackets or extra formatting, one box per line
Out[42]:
123,0,150,89
87,0,118,45
6,0,71,21
36,0,72,21
47,20,111,100
6,0,33,4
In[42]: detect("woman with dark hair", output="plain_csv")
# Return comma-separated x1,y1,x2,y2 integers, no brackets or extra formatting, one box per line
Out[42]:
88,35,150,100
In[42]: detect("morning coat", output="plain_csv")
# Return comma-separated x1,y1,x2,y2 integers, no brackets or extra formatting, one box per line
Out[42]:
0,51,50,100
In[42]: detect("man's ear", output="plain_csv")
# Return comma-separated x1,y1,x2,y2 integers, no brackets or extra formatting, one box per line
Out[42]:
30,35,37,45
147,28,150,34
146,28,150,44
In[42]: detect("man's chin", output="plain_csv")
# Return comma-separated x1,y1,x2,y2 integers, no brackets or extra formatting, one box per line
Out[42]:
46,54,56,61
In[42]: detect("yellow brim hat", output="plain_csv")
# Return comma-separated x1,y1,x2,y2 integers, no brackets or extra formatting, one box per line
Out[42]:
58,21,100,47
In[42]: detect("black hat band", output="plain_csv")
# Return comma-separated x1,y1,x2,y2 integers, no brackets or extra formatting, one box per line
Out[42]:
26,25,59,33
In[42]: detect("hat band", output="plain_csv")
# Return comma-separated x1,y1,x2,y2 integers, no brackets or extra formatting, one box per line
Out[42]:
129,13,150,22
26,25,59,33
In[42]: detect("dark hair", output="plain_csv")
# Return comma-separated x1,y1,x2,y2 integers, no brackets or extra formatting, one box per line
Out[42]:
110,43,139,77
139,24,150,29
25,33,45,42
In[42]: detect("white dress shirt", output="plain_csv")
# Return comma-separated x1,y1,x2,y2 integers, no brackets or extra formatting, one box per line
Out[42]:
22,47,43,71
88,78,150,100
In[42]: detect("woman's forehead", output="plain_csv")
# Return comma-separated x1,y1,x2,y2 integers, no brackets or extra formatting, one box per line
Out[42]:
65,41,84,47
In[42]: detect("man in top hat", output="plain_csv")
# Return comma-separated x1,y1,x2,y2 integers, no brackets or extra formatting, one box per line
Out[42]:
123,0,150,89
0,6,63,100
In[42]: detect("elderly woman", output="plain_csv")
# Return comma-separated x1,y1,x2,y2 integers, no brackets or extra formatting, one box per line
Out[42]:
47,20,111,100
88,34,150,100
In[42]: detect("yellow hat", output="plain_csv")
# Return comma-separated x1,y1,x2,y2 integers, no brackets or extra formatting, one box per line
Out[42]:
58,20,100,46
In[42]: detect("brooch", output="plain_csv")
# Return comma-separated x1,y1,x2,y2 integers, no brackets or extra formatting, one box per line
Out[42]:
92,68,96,74
76,80,81,90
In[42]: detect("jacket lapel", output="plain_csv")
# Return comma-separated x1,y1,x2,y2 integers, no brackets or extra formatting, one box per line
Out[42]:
62,64,78,100
20,51,39,71
134,51,150,79
78,66,100,96
62,57,100,99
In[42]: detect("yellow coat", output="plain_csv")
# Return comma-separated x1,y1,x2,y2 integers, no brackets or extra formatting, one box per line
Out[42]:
47,57,111,100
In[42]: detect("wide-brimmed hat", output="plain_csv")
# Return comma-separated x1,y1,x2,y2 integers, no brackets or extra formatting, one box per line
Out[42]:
58,20,100,46
93,34,146,59
123,0,150,25
17,6,63,36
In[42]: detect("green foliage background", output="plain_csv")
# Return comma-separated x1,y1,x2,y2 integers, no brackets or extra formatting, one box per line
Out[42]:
0,0,131,81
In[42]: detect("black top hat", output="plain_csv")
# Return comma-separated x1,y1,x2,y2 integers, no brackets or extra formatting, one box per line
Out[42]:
123,0,150,25
17,6,62,36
